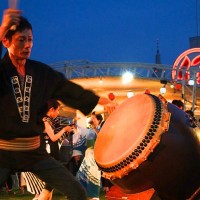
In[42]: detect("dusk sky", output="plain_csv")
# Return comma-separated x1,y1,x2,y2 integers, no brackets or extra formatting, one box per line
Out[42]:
1,0,199,65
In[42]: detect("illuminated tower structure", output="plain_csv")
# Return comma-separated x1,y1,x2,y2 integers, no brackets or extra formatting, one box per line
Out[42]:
155,39,161,64
152,39,163,78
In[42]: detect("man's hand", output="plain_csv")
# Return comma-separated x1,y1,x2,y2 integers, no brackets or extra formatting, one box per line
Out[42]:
98,97,118,114
2,8,21,29
63,125,73,133
0,8,21,40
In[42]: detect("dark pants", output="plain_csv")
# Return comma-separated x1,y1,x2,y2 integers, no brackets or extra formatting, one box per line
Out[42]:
0,173,13,192
5,174,13,190
59,145,73,165
0,157,87,200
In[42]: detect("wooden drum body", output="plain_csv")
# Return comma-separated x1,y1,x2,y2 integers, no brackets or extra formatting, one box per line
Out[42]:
94,94,200,199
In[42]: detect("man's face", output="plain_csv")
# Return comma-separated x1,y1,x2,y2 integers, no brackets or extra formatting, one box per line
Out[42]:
5,29,33,60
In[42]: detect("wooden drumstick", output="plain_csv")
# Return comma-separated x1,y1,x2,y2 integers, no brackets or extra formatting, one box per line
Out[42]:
9,0,18,8
8,0,19,30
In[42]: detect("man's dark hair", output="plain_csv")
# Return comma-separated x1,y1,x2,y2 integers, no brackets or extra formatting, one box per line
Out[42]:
177,100,184,108
39,99,60,118
172,99,183,109
91,111,103,123
171,100,178,105
5,16,32,41
46,99,60,111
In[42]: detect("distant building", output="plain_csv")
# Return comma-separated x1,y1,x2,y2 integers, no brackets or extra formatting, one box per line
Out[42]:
152,39,163,78
155,40,161,64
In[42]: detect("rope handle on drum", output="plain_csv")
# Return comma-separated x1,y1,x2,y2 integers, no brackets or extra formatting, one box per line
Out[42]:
158,94,171,132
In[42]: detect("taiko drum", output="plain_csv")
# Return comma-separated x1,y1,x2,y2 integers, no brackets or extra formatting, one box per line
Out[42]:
94,94,200,199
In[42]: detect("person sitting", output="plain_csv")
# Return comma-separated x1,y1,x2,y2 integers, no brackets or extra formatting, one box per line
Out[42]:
68,150,83,176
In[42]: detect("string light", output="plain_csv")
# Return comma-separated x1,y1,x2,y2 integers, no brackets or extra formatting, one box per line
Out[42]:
127,91,134,98
99,77,103,84
122,71,133,84
160,85,166,94
188,80,194,86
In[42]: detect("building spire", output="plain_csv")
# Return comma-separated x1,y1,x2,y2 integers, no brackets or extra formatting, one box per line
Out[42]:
155,39,161,64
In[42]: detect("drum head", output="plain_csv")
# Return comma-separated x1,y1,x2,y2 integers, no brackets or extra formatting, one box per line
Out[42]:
94,93,170,180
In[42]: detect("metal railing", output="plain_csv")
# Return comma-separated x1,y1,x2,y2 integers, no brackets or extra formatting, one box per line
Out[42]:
49,60,173,81
50,60,200,111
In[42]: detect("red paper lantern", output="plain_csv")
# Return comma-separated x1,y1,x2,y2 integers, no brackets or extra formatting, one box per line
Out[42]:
175,84,182,90
145,89,151,94
108,92,115,101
